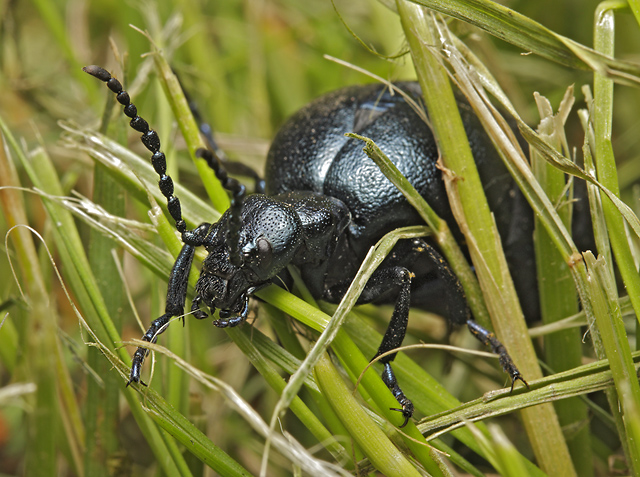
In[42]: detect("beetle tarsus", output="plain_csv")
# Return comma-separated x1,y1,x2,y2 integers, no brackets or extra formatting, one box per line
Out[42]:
381,363,414,428
466,320,527,391
510,373,529,392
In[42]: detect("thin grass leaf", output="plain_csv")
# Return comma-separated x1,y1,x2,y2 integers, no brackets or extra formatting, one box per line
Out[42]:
346,132,493,328
242,325,320,392
259,227,453,473
406,0,640,85
60,121,220,228
85,144,126,475
584,252,640,473
227,327,352,467
89,340,250,477
531,88,592,476
148,42,230,213
268,225,428,429
592,1,640,329
6,2,639,474
130,339,351,477
314,353,426,477
49,193,175,279
0,135,61,477
419,351,640,436
29,0,97,93
0,115,194,476
468,423,534,477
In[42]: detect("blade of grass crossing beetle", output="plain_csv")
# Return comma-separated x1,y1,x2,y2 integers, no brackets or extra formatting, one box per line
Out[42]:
406,0,640,84
531,90,593,476
395,4,576,475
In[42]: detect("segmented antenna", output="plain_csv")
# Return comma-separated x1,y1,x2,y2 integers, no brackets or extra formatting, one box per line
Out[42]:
83,65,187,234
83,65,246,264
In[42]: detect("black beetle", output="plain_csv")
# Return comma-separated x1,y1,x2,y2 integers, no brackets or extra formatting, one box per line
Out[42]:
84,66,528,427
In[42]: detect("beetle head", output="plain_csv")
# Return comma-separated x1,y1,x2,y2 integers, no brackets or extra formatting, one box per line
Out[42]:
193,195,303,325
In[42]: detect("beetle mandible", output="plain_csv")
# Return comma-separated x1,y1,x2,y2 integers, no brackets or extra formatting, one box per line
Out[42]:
84,66,528,428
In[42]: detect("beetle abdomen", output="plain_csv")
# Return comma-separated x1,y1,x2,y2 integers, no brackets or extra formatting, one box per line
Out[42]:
266,83,445,243
266,81,539,320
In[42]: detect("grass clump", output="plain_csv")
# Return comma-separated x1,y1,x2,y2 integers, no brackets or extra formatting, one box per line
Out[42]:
1,1,639,475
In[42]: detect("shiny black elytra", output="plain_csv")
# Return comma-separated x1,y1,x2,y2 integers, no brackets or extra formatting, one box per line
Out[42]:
84,65,528,428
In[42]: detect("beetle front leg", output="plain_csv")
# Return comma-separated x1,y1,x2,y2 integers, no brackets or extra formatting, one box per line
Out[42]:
127,241,196,386
369,267,415,427
128,313,173,386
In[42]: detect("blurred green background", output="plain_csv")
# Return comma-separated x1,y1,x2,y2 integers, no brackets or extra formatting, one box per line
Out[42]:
1,0,640,476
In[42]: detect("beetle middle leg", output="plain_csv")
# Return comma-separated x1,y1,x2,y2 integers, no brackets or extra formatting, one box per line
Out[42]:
325,263,416,427
325,237,526,427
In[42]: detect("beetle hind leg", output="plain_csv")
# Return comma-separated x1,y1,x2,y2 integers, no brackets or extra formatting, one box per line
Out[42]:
381,363,414,428
411,239,527,390
467,320,529,390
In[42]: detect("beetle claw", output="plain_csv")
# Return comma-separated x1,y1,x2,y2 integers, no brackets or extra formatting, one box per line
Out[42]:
510,373,529,392
389,406,413,428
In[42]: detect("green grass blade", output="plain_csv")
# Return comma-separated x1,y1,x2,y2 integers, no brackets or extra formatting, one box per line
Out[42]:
150,46,230,213
584,252,640,473
29,0,97,93
346,132,492,328
0,116,194,477
143,392,252,477
314,353,425,477
531,90,592,476
593,2,640,329
6,1,640,474
226,326,352,466
406,0,640,84
60,121,220,228
418,351,640,434
0,131,60,477
85,87,127,473
85,165,125,477
469,423,534,477
129,339,351,476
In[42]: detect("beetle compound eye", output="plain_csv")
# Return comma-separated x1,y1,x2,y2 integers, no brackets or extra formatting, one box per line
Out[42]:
256,236,272,257
253,237,273,267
